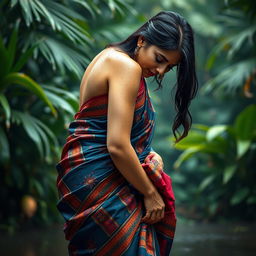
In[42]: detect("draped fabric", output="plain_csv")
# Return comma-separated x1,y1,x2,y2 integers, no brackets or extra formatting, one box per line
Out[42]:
56,77,176,256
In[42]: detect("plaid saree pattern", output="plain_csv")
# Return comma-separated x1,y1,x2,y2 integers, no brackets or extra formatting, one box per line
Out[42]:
56,78,176,255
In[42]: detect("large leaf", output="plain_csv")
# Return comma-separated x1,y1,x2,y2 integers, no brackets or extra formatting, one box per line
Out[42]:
206,125,228,141
236,140,251,158
173,130,206,150
174,146,204,169
199,174,216,191
230,188,250,205
203,58,256,95
12,44,37,72
0,36,10,78
6,21,19,73
216,10,256,58
234,104,256,141
42,85,79,110
11,111,57,160
37,38,88,77
44,90,75,115
12,111,43,157
223,165,236,184
1,72,56,116
73,0,97,19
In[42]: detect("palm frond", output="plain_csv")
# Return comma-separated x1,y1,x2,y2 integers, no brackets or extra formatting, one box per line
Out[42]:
11,111,58,160
73,0,97,19
213,24,256,59
42,85,79,110
13,0,92,44
43,90,76,115
1,72,57,116
38,38,89,77
202,58,256,95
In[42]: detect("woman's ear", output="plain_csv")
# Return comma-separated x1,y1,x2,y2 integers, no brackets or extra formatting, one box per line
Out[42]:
137,35,145,47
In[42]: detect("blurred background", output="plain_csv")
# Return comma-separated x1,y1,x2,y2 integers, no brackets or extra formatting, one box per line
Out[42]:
0,0,255,255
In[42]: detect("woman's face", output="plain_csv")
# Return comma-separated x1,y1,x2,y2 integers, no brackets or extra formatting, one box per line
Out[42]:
136,38,181,78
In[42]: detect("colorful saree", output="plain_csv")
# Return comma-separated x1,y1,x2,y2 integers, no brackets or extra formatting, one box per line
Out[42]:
56,77,176,255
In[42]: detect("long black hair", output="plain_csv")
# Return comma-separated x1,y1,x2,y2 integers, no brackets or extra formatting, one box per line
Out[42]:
107,11,198,143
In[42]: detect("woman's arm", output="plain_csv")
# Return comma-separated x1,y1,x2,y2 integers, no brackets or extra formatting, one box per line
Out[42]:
106,52,165,223
105,52,157,197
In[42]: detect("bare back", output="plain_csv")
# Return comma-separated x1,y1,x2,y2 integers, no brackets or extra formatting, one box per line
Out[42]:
79,47,133,108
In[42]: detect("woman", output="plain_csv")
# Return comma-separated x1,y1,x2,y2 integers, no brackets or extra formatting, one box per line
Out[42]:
56,11,198,256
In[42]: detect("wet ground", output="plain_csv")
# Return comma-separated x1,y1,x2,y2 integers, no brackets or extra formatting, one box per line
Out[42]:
0,221,255,256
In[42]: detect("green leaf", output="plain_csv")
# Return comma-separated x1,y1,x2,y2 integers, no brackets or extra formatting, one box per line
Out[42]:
0,36,10,77
174,130,206,150
13,44,37,72
174,147,203,169
230,188,249,205
234,104,256,141
206,125,228,141
1,72,57,116
0,126,10,161
6,21,19,72
202,59,256,95
19,0,33,26
12,111,57,160
11,0,18,7
32,178,44,197
73,0,96,18
0,93,11,126
236,140,251,158
38,38,88,77
223,165,236,184
33,117,58,148
44,91,74,114
14,111,44,157
199,174,216,191
42,85,78,110
192,124,210,131
30,0,56,29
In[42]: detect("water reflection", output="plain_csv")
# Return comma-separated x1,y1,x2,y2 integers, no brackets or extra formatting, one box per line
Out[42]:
0,222,255,256
172,221,256,256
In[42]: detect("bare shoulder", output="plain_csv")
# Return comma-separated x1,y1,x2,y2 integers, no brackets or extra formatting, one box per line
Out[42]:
104,48,142,80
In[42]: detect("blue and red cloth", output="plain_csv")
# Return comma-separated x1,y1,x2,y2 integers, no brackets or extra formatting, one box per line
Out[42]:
56,77,176,255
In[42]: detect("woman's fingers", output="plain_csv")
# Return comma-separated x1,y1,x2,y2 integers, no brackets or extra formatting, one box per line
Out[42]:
142,190,165,224
141,211,151,222
161,208,165,219
141,209,164,224
149,153,164,169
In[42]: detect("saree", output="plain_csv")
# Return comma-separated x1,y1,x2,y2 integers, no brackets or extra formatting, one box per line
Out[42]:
56,77,176,256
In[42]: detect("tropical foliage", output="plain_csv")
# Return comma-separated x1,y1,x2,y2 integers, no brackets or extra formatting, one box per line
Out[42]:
0,0,255,232
173,105,256,219
0,0,136,232
170,0,256,220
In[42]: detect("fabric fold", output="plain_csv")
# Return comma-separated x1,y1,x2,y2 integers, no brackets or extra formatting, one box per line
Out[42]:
56,77,176,256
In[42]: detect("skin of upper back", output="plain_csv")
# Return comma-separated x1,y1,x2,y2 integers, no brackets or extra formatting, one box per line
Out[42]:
79,48,143,148
79,48,141,107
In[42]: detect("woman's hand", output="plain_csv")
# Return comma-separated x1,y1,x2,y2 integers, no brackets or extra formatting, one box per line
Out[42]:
141,190,165,224
145,151,164,170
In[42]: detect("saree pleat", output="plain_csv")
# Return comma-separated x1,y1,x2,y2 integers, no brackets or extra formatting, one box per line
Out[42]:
56,77,176,255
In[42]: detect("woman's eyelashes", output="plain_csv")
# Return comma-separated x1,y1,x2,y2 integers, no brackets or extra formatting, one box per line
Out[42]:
155,55,174,71
155,55,164,63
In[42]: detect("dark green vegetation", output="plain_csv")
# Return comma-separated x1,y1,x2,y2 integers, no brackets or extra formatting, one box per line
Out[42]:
0,0,255,232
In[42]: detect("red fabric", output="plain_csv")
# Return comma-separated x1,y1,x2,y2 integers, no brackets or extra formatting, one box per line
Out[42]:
142,153,176,216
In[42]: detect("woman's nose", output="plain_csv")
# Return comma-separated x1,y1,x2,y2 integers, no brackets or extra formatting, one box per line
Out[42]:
156,65,167,75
